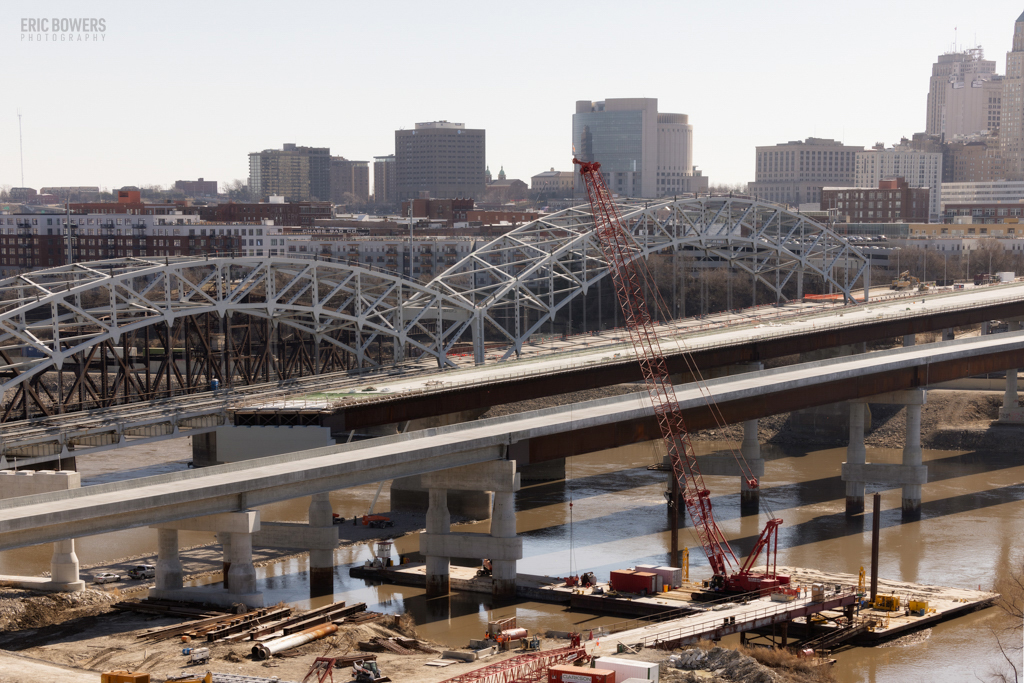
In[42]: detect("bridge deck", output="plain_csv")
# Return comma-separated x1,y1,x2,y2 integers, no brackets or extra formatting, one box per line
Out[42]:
0,330,1023,550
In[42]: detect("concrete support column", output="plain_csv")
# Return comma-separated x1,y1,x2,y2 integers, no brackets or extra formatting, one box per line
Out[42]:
218,532,232,590
740,418,761,516
941,328,954,342
982,321,991,336
50,539,85,591
846,402,867,516
490,491,517,598
902,334,915,347
155,528,183,591
1000,320,1022,422
472,314,485,366
902,403,923,518
425,488,450,597
308,492,334,597
227,531,257,595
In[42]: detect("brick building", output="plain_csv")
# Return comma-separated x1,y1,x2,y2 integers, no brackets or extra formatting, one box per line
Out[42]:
71,190,188,215
198,201,331,227
821,178,930,223
174,178,218,197
0,212,246,272
400,198,475,227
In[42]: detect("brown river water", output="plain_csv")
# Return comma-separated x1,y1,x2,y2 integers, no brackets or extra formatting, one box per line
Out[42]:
0,433,1020,682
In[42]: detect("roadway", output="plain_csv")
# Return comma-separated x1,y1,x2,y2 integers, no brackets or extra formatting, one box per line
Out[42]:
1,330,1022,551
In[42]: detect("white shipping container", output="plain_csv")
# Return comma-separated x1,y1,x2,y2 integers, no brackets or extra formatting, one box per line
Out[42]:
634,564,682,589
997,271,1015,282
592,656,660,681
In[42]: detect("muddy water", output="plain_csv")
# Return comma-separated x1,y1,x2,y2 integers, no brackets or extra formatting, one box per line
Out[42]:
1,435,1020,681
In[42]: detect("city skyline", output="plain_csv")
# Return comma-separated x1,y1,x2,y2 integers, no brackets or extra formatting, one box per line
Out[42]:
2,0,1021,195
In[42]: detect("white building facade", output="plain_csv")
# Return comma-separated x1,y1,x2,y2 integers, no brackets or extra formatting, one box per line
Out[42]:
855,148,943,222
748,138,862,207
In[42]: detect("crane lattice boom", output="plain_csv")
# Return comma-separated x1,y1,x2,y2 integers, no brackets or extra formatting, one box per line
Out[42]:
574,158,786,590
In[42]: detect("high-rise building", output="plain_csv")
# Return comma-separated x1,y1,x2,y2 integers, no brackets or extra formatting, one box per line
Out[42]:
943,65,1002,138
572,98,706,198
395,122,485,200
1003,12,1024,180
747,138,862,206
947,139,1004,182
329,157,370,203
248,143,331,202
855,144,943,221
373,155,396,204
926,48,997,136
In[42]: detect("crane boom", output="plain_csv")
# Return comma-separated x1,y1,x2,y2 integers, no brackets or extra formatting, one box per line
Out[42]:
573,158,787,592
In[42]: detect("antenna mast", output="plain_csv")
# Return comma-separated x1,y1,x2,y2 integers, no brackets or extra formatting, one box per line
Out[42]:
17,109,24,187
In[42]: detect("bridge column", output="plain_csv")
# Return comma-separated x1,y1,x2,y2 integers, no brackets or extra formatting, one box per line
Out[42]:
472,313,486,365
740,418,761,516
903,334,915,347
425,488,451,597
902,401,924,518
490,490,517,598
218,532,232,590
308,492,335,597
227,529,258,597
941,328,955,342
845,402,866,515
998,320,1023,423
155,528,183,591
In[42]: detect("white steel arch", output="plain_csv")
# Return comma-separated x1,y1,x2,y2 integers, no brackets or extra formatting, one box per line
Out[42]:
0,256,474,399
425,195,870,361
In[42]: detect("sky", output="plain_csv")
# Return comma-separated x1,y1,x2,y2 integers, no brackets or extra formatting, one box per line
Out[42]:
2,0,1022,194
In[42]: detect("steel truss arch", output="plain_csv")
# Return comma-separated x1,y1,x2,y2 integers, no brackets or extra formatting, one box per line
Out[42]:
0,257,473,420
424,195,870,361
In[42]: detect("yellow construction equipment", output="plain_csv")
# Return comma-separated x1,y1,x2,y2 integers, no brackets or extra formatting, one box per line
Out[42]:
873,594,901,611
101,674,150,683
890,271,920,290
857,566,866,594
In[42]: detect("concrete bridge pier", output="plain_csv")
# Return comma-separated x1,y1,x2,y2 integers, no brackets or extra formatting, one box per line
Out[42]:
845,402,867,515
842,390,928,520
420,461,522,599
941,328,955,342
999,320,1022,423
308,492,335,597
0,470,85,592
155,528,183,591
901,402,924,518
740,418,761,516
150,511,264,608
424,488,451,597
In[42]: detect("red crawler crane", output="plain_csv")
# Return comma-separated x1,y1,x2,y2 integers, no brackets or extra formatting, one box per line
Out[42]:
573,158,787,594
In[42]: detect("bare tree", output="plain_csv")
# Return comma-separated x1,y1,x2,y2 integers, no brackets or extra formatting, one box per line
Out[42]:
988,559,1023,683
0,184,12,201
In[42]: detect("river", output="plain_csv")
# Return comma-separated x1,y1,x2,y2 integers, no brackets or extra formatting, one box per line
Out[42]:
0,432,1019,682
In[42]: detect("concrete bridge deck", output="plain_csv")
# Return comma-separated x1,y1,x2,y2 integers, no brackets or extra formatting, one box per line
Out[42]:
1,329,1023,551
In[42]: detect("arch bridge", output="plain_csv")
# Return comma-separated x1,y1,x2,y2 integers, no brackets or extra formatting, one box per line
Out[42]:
0,197,868,422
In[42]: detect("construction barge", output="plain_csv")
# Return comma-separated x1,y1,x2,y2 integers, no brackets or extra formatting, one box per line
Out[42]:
351,561,996,650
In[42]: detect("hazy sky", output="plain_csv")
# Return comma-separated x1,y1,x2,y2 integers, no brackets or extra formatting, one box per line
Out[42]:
3,1,1022,194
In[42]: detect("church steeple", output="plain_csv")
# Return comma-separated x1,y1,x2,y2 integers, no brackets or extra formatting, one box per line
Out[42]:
485,166,492,183
498,166,506,181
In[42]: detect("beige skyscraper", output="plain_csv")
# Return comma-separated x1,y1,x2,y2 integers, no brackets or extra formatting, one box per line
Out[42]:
925,49,996,137
1002,12,1024,180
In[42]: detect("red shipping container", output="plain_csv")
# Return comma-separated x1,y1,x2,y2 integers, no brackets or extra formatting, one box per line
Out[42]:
548,664,616,683
610,570,658,595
